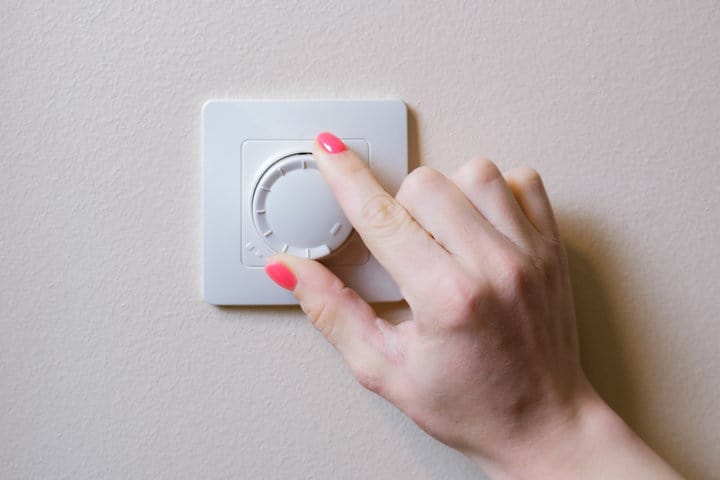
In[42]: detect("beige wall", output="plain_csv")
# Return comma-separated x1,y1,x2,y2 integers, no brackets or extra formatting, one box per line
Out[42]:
2,1,718,479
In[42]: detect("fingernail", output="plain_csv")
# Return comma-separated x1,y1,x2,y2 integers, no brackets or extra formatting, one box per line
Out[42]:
317,131,346,154
264,261,297,290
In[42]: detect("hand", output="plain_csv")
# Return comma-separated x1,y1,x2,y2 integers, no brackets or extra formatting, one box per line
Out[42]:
264,132,683,479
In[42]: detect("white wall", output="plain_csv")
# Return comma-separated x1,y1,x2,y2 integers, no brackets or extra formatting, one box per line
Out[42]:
2,1,718,479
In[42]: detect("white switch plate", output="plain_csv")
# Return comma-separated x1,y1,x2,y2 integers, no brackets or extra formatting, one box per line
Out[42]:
202,99,408,305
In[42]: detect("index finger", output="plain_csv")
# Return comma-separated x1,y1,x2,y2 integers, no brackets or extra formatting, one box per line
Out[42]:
313,132,450,300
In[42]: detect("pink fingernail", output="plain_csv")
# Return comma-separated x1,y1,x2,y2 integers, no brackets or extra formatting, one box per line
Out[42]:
264,261,297,290
317,132,346,154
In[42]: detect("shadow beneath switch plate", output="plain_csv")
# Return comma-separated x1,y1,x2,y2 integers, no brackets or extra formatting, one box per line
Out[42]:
217,304,300,315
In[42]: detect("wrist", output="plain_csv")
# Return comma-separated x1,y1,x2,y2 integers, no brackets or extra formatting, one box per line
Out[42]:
465,389,682,479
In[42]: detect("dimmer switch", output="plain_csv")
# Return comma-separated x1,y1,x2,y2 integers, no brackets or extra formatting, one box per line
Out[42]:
202,99,407,305
240,139,371,268
251,153,351,259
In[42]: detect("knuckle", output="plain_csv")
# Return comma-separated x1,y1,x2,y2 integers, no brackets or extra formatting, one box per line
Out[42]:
396,166,443,204
535,240,564,278
407,166,444,189
494,253,540,295
358,192,408,233
439,273,487,328
508,167,543,189
460,158,502,185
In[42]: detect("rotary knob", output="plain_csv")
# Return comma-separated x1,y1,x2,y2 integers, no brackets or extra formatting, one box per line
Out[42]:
251,153,353,259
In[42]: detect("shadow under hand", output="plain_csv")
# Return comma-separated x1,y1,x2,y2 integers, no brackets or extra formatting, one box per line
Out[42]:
562,217,638,423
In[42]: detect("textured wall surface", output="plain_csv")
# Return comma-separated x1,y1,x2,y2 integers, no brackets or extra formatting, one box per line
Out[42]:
2,1,719,479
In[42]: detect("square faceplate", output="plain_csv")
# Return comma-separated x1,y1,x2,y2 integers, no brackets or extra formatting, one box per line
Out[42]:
202,99,407,305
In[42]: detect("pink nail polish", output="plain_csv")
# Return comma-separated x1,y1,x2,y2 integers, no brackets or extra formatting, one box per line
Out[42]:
264,261,297,290
317,132,347,154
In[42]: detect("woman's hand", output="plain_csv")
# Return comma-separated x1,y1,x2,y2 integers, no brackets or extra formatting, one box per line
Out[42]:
264,132,682,479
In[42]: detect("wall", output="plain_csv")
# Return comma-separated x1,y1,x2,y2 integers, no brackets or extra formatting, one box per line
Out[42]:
2,1,719,479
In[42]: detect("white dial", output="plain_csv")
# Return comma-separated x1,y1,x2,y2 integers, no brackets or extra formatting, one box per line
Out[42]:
251,153,353,259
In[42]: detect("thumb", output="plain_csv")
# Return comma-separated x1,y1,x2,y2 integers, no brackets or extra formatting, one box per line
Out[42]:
264,253,395,395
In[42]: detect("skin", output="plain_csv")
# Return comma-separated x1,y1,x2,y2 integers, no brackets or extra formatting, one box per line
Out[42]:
268,137,684,479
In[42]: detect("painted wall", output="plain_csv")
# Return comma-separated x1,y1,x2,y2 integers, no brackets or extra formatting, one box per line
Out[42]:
2,1,718,479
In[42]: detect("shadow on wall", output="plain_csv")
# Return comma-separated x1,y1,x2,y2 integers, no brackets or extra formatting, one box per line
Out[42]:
561,217,638,424
407,105,640,427
407,105,422,173
377,213,643,480
563,217,704,480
